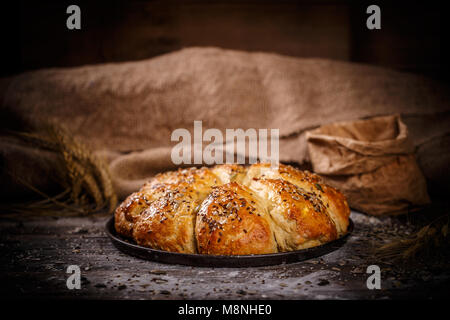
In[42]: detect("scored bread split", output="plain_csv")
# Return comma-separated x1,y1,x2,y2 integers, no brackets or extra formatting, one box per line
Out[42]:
114,163,350,255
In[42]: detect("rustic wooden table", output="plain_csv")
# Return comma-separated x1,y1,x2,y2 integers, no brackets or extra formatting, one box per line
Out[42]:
1,211,449,299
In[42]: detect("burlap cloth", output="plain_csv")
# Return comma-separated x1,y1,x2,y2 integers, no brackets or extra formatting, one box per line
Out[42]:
1,47,449,214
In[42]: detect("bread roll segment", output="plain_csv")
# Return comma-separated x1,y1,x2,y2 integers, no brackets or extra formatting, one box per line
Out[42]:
115,166,221,239
133,182,204,253
195,182,278,255
114,184,170,238
114,163,350,255
249,178,337,251
245,163,350,236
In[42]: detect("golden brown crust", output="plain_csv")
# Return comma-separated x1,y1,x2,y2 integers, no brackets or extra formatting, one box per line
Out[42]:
114,184,168,238
114,192,147,238
246,163,350,235
115,167,221,239
211,164,247,184
249,179,337,251
195,182,277,255
142,166,220,192
114,163,351,255
133,183,202,253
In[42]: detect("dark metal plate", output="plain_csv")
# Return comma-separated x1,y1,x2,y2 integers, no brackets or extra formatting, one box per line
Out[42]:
106,217,353,267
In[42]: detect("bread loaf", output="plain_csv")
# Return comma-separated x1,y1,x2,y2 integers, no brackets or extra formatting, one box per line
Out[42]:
115,163,350,255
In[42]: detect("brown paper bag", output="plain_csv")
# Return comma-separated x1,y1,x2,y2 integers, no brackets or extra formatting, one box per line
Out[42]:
306,115,430,215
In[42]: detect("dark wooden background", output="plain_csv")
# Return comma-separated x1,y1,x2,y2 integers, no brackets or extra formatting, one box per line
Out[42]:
1,0,447,81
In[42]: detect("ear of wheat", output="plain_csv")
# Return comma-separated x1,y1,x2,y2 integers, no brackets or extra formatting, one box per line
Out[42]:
375,213,450,262
2,122,117,217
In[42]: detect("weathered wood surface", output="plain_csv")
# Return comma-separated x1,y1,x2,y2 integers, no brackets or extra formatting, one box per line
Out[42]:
0,211,449,299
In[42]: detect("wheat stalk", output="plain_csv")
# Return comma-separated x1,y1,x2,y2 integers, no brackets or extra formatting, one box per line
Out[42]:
2,122,117,216
375,214,450,262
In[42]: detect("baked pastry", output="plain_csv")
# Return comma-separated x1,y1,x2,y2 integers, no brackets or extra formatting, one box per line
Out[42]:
115,163,350,255
196,182,278,255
